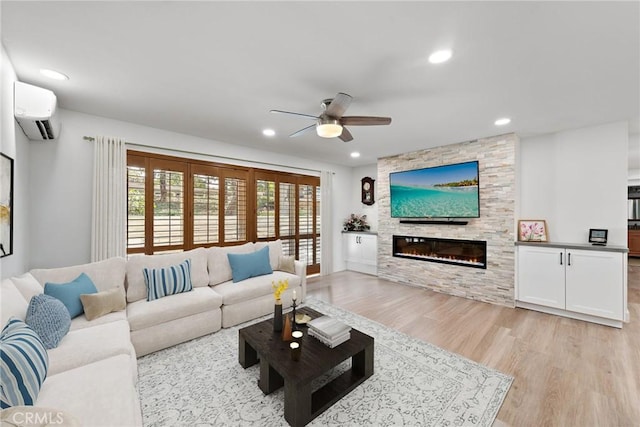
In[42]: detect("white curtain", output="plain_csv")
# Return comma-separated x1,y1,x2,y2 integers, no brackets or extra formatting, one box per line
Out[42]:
320,170,333,275
91,136,126,261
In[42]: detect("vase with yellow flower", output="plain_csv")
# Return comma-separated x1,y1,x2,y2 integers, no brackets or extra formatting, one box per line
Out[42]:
272,279,288,332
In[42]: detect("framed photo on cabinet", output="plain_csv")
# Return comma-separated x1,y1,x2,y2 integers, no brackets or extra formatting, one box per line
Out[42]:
518,220,548,242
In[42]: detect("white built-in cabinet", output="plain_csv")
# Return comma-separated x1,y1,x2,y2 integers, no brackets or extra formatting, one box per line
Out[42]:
343,232,377,275
516,242,628,328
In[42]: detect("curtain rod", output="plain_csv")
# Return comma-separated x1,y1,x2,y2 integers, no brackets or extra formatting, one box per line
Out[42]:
83,136,333,175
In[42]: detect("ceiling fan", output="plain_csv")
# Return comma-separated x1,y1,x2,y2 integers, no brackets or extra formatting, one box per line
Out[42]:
270,93,392,142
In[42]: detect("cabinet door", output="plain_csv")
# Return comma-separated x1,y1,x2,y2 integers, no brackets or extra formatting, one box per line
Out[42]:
517,246,566,308
629,230,640,257
565,249,623,320
344,234,361,262
359,234,378,265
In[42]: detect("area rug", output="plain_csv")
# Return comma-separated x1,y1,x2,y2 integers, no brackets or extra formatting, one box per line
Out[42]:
137,298,512,426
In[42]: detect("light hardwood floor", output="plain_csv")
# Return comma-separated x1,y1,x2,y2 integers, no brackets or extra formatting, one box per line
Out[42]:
307,257,640,426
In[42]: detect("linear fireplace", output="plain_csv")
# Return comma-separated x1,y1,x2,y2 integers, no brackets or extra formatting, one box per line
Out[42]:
393,235,487,269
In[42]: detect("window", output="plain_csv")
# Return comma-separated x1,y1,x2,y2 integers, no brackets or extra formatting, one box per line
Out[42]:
126,151,320,274
193,171,220,245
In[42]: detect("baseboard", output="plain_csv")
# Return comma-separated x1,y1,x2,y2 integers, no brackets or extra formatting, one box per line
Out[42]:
516,300,623,328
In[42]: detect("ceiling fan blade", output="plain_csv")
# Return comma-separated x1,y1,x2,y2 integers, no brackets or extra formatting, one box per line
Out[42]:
289,124,316,138
270,109,318,120
338,127,353,142
324,93,352,118
341,116,392,126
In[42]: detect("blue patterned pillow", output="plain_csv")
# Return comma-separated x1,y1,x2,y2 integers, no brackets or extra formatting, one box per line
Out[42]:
44,273,98,318
143,259,193,301
0,318,49,408
25,294,71,349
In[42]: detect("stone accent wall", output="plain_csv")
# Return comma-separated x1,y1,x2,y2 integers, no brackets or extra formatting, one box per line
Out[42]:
377,133,518,307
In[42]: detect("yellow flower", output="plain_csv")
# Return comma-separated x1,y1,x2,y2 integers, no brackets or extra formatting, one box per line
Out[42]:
272,279,289,300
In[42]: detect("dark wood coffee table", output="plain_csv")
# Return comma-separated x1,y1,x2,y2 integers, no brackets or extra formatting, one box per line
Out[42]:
238,307,374,427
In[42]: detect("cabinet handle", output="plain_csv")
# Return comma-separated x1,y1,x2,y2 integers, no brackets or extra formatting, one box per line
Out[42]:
568,252,571,266
560,252,563,265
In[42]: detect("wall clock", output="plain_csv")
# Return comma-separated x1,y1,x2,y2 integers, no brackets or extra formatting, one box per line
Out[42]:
361,177,375,205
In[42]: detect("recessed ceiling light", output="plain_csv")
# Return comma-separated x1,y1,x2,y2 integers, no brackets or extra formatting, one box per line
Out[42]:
494,118,511,126
428,49,452,64
350,152,361,158
262,129,276,137
40,69,69,80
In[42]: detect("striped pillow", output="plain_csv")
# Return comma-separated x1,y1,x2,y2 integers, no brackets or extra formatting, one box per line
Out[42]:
0,317,49,408
143,259,193,301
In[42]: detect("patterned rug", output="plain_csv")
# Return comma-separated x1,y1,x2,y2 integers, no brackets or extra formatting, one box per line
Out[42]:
138,298,512,426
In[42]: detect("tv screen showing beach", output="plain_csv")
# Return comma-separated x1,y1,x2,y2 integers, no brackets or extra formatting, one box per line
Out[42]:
390,161,480,218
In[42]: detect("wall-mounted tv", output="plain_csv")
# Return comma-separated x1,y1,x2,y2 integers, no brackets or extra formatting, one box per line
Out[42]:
390,160,480,218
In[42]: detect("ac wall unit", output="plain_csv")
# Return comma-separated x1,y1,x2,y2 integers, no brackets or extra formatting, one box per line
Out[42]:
14,81,61,141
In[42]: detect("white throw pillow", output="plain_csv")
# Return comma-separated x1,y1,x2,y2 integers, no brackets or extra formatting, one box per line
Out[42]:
10,273,43,301
126,247,208,303
31,257,126,294
1,279,28,328
207,242,254,286
254,240,282,271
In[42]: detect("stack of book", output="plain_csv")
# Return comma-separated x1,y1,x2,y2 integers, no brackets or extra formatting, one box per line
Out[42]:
307,316,351,348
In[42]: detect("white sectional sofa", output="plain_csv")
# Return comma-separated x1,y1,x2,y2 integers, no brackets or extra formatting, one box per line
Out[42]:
0,240,306,426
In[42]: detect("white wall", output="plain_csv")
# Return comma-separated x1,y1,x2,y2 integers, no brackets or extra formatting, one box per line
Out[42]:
629,133,639,185
520,122,628,246
28,108,351,271
0,45,31,278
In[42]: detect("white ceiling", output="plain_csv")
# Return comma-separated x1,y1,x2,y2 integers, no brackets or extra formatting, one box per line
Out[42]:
2,1,639,167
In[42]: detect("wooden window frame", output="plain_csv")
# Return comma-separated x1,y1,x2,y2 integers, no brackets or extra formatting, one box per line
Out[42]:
126,150,320,274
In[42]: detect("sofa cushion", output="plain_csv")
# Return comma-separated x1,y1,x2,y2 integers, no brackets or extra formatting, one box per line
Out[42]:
143,259,193,301
44,273,98,319
227,246,273,283
36,355,141,427
1,279,28,328
25,294,71,350
69,310,127,331
254,239,283,271
211,271,301,306
207,242,254,286
126,247,208,303
31,257,126,294
127,287,222,332
46,320,134,376
80,287,126,321
9,273,43,302
0,318,49,408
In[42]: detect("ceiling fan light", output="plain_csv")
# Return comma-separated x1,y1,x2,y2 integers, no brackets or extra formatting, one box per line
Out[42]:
316,120,343,138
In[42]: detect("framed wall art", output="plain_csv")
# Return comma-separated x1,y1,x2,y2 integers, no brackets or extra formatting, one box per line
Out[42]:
1,153,13,257
518,219,548,242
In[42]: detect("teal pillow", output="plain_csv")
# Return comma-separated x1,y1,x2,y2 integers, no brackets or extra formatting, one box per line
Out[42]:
143,259,193,301
0,318,49,408
227,246,273,283
25,294,71,349
44,273,98,318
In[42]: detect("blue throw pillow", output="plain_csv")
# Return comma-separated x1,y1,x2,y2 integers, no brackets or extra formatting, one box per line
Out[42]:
44,273,98,318
143,259,193,301
25,294,71,349
0,318,49,408
227,246,273,283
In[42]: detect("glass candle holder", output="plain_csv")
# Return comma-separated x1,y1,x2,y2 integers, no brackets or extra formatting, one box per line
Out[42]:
292,330,303,341
290,342,301,361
